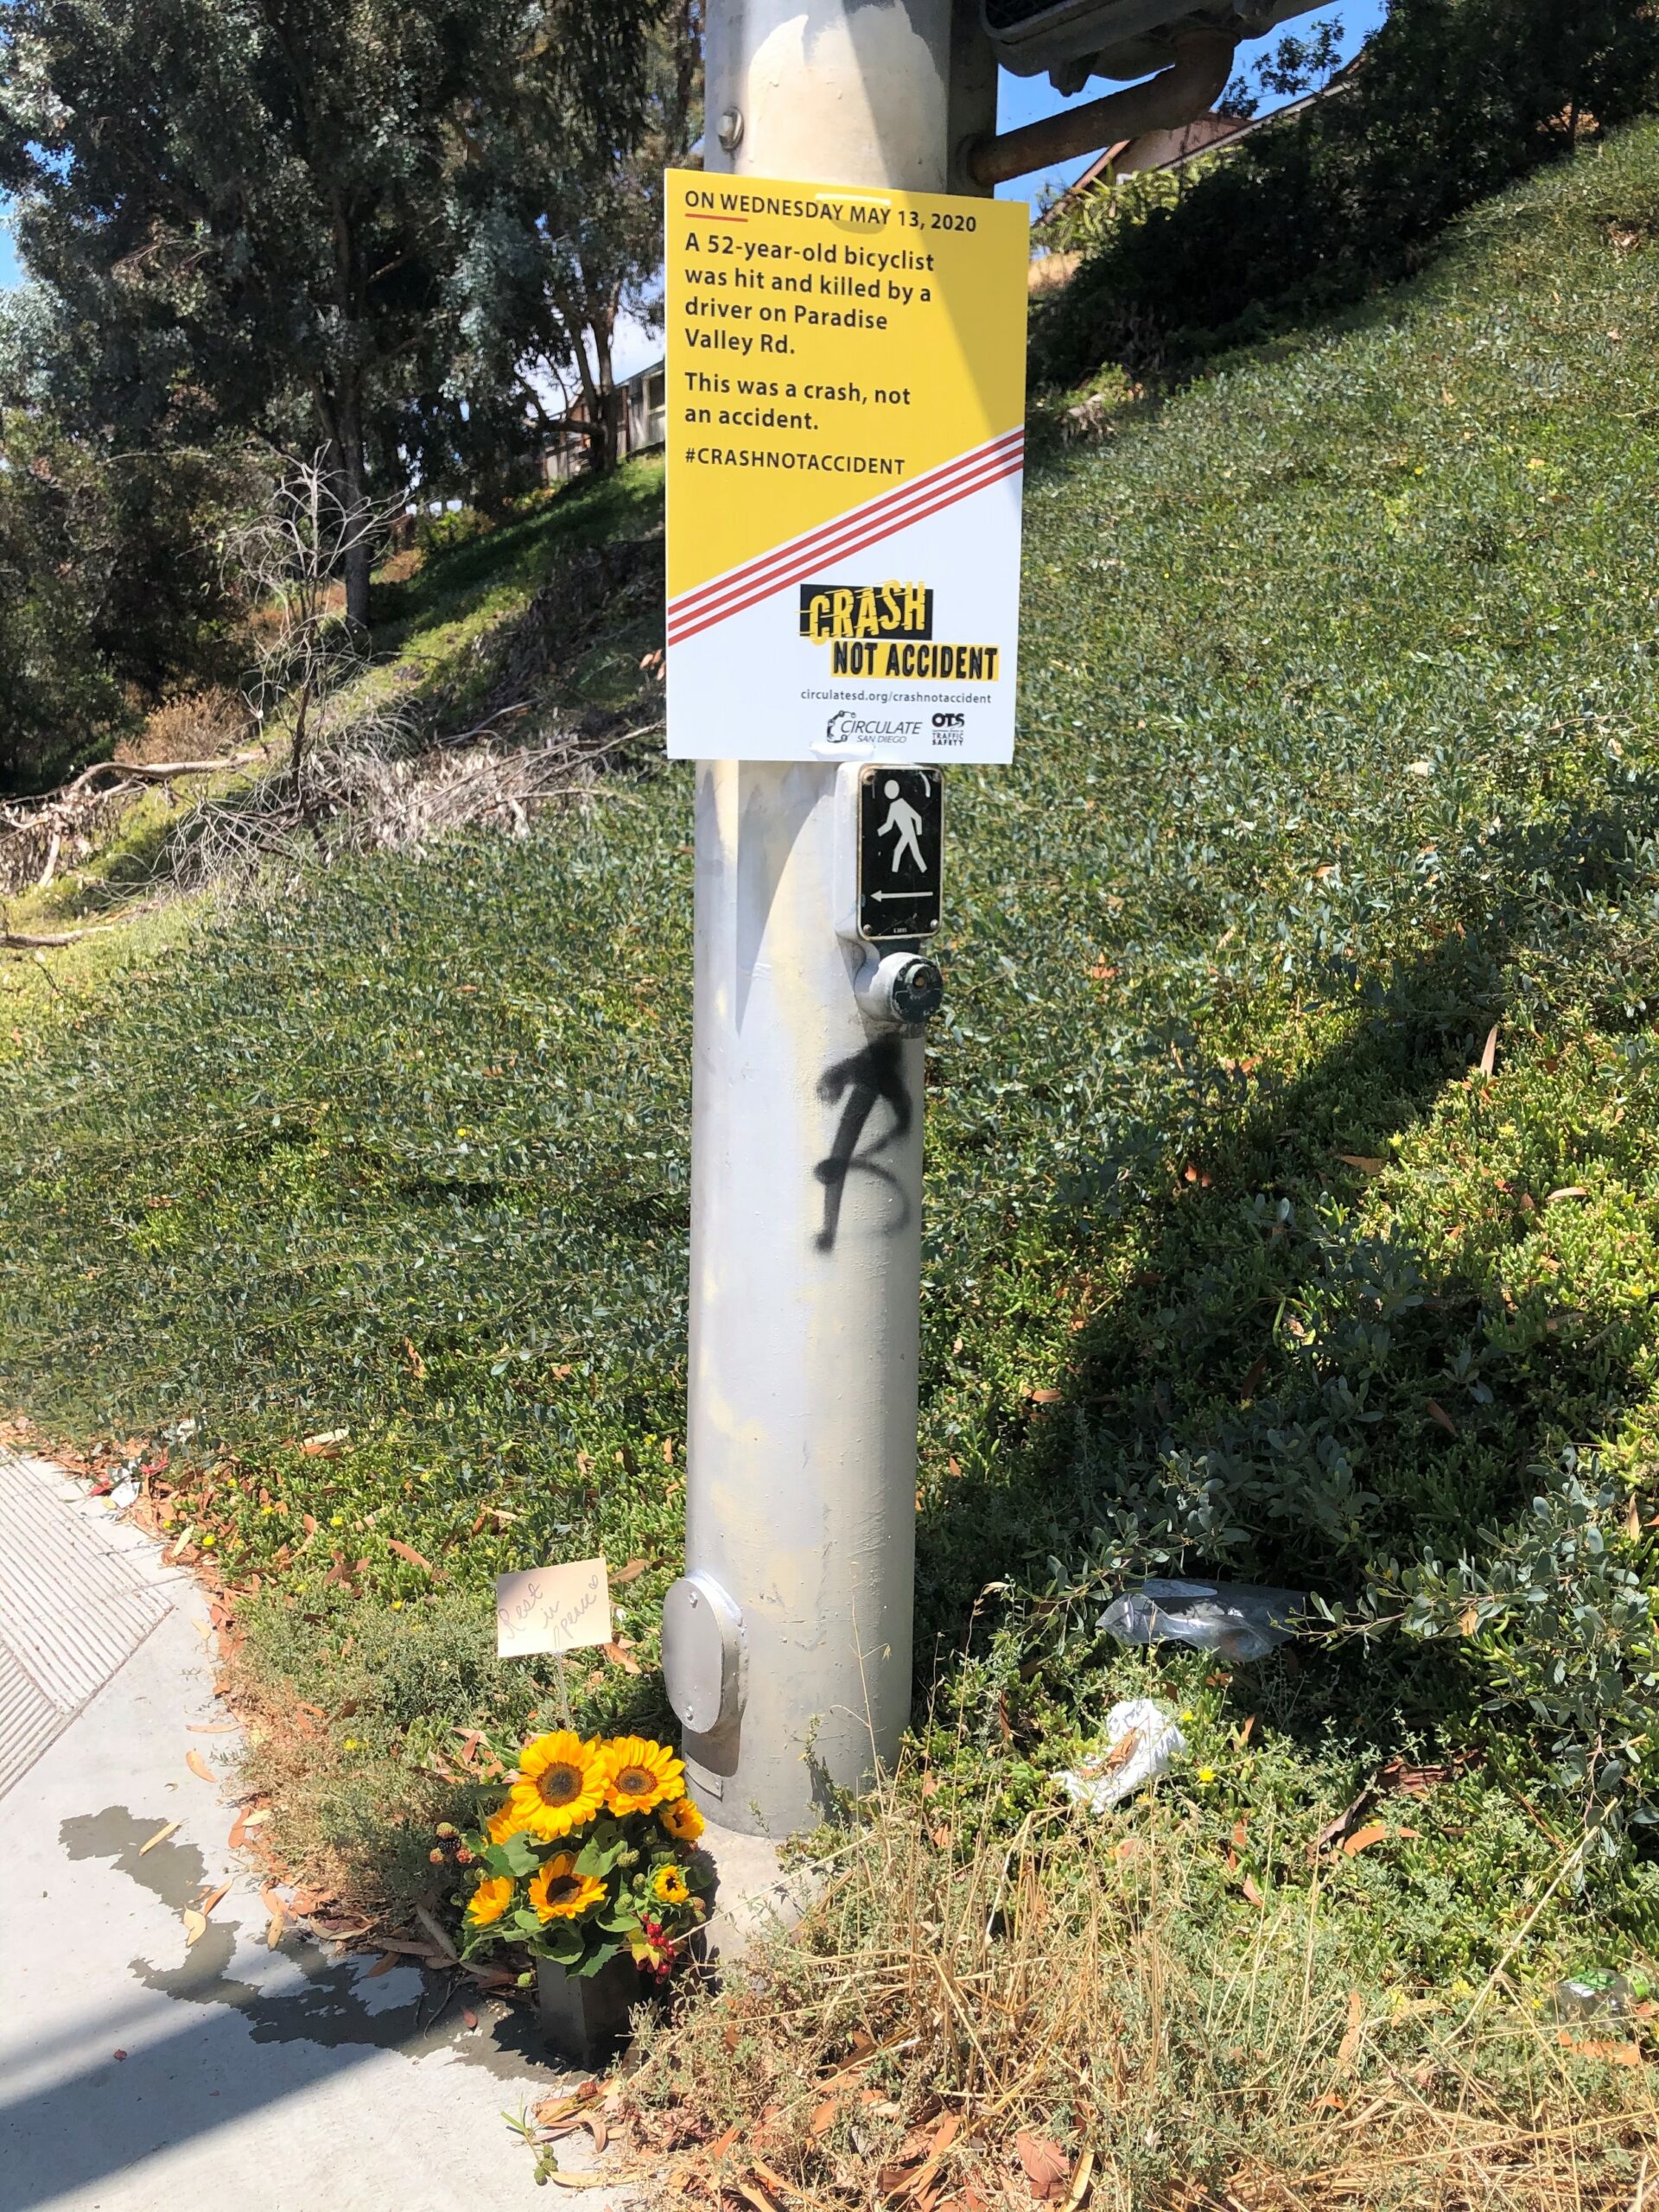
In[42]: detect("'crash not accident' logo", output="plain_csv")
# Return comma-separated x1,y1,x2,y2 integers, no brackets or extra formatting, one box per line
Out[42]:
798,576,1001,683
799,581,933,643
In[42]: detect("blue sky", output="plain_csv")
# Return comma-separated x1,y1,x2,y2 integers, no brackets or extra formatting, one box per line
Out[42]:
0,1,1385,350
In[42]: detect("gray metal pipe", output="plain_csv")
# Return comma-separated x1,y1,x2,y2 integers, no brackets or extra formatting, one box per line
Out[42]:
967,29,1236,188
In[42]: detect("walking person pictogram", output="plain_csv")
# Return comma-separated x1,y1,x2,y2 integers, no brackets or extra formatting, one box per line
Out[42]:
877,779,926,873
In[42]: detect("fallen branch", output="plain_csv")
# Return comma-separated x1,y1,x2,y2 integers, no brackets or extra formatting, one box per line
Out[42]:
0,748,269,896
2,923,123,950
60,747,264,796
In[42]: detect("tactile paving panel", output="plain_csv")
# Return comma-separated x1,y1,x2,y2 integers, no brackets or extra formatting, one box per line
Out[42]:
0,1449,171,1797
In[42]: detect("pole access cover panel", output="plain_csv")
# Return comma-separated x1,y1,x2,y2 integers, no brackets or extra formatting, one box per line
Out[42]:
858,765,942,938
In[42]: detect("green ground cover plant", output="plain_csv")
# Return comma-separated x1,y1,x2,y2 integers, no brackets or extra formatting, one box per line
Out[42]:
3,123,1659,2196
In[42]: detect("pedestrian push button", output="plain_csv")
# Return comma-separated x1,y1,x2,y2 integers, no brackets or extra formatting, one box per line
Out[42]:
855,951,944,1029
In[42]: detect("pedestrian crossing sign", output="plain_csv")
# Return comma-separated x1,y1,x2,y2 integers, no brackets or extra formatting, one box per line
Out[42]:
858,765,941,938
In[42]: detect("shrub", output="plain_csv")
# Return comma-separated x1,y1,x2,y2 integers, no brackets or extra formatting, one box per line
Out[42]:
415,505,494,557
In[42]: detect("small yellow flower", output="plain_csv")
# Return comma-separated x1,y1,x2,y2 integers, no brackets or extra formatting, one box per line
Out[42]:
602,1736,684,1816
201,1535,216,1548
505,1732,607,1841
466,1874,515,1928
530,1853,606,1921
1197,1766,1217,1784
660,1796,704,1845
652,1864,690,1905
342,1736,361,1751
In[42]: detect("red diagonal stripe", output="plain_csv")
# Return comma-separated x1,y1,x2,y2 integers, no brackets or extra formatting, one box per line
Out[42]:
668,448,1023,647
668,440,1023,644
667,450,1024,646
668,429,1023,623
668,429,1023,625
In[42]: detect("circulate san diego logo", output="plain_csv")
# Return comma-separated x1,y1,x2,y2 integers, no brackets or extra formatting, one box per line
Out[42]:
823,709,925,746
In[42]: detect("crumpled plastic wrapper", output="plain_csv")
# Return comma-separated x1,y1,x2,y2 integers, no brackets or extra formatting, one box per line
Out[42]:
1097,1578,1305,1662
1054,1697,1187,1813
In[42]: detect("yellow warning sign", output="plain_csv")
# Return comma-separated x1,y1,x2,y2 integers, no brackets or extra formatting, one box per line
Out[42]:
664,168,1027,765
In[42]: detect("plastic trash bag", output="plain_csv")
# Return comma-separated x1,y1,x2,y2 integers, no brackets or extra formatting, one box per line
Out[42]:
1054,1698,1186,1813
1097,1578,1305,1663
1550,1972,1642,2022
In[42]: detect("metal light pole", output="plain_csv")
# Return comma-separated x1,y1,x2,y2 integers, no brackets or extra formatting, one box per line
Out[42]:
660,0,995,1837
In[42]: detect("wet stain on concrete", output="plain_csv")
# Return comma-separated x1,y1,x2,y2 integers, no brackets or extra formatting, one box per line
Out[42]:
60,1808,547,2079
60,1803,209,1910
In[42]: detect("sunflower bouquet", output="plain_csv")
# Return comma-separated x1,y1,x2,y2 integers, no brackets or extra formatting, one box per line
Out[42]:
455,1729,715,1983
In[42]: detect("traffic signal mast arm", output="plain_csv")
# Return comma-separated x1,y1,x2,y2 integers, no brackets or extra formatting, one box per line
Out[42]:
967,26,1236,188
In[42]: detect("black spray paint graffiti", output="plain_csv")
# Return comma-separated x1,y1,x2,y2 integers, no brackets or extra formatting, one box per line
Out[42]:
813,1036,912,1253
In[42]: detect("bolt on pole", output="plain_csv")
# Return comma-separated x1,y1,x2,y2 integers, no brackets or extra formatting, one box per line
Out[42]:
660,0,995,1837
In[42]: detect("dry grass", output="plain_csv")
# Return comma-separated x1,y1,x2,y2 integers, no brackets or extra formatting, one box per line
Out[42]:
622,1766,1659,2212
117,685,254,766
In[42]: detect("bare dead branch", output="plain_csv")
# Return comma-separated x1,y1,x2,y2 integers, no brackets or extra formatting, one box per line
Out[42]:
2,924,123,949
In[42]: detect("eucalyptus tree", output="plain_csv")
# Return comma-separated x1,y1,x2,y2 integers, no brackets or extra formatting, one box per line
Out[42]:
443,0,702,477
0,0,662,625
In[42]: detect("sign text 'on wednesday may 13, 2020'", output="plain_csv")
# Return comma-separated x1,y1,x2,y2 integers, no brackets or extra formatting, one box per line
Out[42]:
664,169,1028,766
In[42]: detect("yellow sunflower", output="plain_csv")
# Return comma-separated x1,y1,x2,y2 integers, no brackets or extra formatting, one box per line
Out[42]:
659,1796,704,1845
486,1800,524,1847
465,1874,515,1928
529,1852,607,1922
602,1735,684,1815
505,1731,607,1840
651,1864,690,1906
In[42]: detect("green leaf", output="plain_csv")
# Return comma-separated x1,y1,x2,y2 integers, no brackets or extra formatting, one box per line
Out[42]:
571,1937,626,1979
575,1828,628,1878
497,1832,543,1878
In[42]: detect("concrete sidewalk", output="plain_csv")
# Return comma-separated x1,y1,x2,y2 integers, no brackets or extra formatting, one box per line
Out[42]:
0,1448,610,2212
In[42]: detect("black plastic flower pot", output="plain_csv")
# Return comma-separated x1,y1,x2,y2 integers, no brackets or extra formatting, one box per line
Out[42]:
536,1952,641,2068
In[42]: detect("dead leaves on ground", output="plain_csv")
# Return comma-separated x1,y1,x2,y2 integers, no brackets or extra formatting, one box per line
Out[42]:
386,1536,442,1580
181,1878,233,1948
226,1802,270,1852
1341,1821,1389,1858
664,2083,1094,2212
1016,2133,1081,2206
1557,2033,1643,2067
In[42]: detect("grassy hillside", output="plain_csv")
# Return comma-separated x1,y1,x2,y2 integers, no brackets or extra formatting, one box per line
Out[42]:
5,124,1659,2196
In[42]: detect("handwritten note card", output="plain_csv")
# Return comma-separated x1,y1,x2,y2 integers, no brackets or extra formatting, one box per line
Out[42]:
495,1557,613,1660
